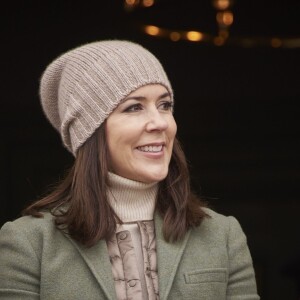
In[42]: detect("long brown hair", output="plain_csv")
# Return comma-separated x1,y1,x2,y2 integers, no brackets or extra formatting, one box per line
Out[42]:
23,124,207,247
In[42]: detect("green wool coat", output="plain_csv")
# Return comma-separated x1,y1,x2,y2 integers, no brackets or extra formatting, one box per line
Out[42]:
0,208,259,299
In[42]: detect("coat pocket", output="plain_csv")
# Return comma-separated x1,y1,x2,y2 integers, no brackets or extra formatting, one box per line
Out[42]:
184,268,227,284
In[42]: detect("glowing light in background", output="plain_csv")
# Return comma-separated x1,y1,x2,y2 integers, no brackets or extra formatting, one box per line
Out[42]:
214,36,225,46
170,32,181,41
142,0,154,7
125,0,137,5
186,31,203,42
144,25,160,36
124,0,300,48
212,0,231,10
216,11,234,26
271,38,282,48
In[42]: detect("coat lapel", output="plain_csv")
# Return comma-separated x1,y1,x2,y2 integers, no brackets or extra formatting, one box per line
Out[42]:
155,213,191,300
65,235,117,300
64,215,190,300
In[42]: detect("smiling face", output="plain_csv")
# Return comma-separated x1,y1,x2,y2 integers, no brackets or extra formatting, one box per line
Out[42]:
105,84,177,183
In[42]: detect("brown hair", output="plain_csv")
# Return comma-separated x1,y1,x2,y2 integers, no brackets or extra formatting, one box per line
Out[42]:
23,124,207,247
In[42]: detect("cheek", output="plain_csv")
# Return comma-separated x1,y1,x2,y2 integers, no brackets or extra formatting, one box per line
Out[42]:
169,117,177,139
105,123,122,163
106,129,133,161
106,119,126,147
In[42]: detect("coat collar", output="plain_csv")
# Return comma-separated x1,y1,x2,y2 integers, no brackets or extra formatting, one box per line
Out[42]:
65,213,191,300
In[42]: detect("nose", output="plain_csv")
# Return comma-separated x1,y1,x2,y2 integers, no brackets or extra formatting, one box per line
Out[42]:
145,108,168,132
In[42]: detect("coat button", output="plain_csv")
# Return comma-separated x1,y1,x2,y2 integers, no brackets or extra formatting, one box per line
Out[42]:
128,280,137,287
119,232,127,240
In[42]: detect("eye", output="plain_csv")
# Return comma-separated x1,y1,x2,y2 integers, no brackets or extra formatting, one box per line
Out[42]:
123,103,143,113
159,101,174,111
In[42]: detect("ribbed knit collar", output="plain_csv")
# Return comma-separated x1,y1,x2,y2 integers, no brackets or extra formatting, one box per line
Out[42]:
107,172,158,223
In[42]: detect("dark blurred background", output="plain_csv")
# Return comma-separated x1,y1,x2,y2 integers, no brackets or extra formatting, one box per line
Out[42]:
1,1,299,299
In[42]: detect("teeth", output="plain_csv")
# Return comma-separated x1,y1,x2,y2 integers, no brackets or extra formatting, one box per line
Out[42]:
138,145,163,152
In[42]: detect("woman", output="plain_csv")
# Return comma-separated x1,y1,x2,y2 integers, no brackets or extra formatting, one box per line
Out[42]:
0,40,259,299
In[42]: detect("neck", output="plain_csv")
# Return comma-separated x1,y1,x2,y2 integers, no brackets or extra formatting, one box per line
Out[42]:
107,172,158,222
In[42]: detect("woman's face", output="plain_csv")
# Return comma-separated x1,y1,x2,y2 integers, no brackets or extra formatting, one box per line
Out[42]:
106,84,177,183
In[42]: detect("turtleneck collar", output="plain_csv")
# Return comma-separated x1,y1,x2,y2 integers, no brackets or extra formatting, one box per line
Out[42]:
107,172,158,223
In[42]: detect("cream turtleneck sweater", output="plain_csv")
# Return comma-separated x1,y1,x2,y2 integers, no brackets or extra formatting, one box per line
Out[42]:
107,172,158,222
106,173,160,300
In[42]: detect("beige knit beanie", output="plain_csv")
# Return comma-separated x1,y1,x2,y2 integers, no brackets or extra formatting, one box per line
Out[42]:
40,40,173,156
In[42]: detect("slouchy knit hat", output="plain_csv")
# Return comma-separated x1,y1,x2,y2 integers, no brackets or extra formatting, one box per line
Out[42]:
40,40,173,156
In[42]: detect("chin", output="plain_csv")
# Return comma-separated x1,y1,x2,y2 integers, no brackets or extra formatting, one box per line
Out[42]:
138,170,169,183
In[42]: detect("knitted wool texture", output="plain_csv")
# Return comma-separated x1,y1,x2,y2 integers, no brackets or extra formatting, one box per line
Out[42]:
40,40,173,155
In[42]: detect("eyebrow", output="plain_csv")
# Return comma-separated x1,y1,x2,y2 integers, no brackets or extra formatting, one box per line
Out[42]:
123,92,171,102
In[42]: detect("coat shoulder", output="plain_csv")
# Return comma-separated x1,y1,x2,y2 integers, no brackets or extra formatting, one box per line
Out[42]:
0,212,59,248
202,207,233,221
191,207,245,241
2,212,55,232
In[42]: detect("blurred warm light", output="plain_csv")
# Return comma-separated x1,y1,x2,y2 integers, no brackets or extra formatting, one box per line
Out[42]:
124,0,139,11
145,25,160,36
127,1,300,48
216,11,234,26
216,12,223,24
214,36,225,46
223,12,234,25
125,0,137,5
186,31,203,41
283,38,300,48
212,0,231,10
170,32,181,41
219,29,229,39
271,38,282,48
142,0,154,7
